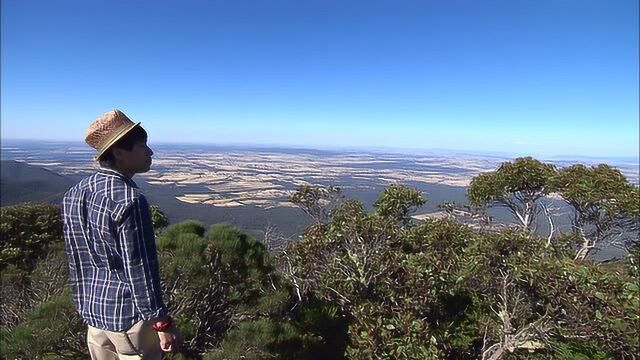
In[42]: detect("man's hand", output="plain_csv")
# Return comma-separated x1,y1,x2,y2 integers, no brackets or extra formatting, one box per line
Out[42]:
157,326,182,352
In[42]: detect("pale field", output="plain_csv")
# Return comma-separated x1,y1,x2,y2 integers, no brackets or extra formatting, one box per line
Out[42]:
132,150,497,208
5,144,638,210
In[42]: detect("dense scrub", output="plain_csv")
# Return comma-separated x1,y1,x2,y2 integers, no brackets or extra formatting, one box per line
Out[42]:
285,183,639,359
1,158,638,359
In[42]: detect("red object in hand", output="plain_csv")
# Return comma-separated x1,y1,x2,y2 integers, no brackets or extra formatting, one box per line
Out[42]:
152,317,173,332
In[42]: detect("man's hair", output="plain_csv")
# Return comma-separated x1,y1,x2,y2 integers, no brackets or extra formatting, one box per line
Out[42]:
98,126,148,168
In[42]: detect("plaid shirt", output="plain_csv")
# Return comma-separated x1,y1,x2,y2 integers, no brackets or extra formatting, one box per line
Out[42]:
61,168,167,331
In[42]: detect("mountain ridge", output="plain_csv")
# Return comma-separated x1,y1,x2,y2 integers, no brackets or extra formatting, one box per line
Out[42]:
1,160,74,206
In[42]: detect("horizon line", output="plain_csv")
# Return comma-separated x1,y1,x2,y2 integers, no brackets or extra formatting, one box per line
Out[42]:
2,137,639,162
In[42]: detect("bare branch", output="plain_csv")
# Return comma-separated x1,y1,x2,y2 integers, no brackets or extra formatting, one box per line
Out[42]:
482,271,553,360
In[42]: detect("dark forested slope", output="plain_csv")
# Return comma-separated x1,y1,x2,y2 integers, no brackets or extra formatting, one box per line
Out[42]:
0,160,74,206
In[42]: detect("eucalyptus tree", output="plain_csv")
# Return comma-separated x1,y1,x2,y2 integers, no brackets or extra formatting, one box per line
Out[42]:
375,183,426,225
289,184,342,224
553,164,640,261
467,157,557,231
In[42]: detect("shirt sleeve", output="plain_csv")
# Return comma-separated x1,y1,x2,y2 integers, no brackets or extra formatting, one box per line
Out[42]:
117,194,168,320
61,197,82,310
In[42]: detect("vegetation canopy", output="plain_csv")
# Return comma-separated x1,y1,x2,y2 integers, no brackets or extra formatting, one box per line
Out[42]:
467,157,556,231
1,157,638,359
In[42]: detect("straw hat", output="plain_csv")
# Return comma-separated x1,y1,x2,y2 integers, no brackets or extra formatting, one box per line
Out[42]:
85,109,141,160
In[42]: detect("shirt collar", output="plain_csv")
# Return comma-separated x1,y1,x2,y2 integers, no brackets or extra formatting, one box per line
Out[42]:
97,167,139,188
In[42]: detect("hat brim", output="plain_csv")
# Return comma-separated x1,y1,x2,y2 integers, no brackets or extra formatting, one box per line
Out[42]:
94,122,142,161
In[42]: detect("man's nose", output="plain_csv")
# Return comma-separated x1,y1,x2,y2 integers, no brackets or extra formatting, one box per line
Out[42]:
148,147,154,156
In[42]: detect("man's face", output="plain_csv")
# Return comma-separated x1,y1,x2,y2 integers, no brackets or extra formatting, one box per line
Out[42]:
113,140,154,175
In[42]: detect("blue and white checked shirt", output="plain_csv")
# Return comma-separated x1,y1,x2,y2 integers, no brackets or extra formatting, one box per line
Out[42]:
61,168,167,332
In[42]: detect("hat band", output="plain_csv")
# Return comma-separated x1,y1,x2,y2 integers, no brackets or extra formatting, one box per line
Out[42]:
97,122,136,154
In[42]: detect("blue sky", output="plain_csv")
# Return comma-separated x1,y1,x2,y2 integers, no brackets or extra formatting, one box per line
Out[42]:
2,0,638,157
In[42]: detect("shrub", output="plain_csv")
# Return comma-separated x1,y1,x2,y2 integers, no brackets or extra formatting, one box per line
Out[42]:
0,204,63,272
0,292,86,359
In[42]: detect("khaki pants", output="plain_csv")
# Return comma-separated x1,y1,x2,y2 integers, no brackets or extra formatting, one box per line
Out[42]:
87,320,162,360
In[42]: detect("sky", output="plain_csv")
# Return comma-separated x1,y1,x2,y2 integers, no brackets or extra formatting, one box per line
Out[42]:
1,0,638,158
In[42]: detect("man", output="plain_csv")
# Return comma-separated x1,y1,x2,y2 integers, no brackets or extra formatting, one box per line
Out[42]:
62,109,180,359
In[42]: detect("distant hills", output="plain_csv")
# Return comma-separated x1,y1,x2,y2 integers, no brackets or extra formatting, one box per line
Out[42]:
1,160,74,206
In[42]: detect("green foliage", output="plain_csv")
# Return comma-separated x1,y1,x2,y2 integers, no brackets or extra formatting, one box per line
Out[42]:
288,189,453,358
163,233,209,286
2,169,638,360
205,318,302,360
549,341,614,360
288,184,639,359
207,224,275,306
290,184,342,223
467,157,556,206
467,157,556,229
156,221,228,350
1,205,72,357
463,230,638,357
289,298,349,359
158,221,330,359
553,164,639,224
374,184,426,224
161,220,207,239
1,250,69,328
553,164,640,259
289,199,401,308
0,204,63,272
0,292,86,359
150,204,169,230
626,244,640,278
204,222,351,359
553,164,636,216
513,339,614,359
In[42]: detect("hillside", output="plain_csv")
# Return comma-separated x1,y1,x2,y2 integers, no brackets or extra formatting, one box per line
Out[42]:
0,160,74,206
